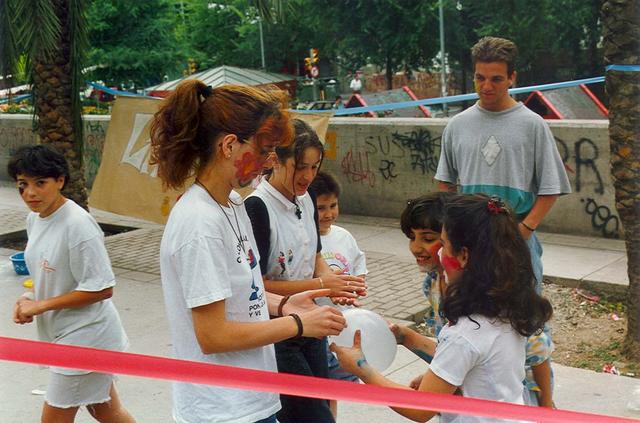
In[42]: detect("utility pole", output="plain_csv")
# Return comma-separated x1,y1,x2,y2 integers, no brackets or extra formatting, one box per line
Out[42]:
439,0,448,116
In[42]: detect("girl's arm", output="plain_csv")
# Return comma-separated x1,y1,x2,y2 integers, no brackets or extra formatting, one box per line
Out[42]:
331,330,456,422
191,298,346,354
263,253,365,297
391,324,438,362
15,288,113,320
531,359,554,407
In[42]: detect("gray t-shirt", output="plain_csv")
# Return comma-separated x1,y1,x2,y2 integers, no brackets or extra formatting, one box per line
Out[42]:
435,102,571,214
25,200,128,375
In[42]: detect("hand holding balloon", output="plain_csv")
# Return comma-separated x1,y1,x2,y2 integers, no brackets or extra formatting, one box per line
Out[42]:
329,308,397,372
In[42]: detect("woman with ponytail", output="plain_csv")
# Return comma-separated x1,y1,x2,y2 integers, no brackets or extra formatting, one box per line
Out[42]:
151,80,347,423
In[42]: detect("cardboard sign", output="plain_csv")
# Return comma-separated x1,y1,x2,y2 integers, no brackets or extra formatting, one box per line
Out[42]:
89,97,330,224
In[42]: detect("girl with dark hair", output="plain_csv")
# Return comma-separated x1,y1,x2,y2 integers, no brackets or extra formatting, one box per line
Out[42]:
332,194,553,422
151,81,347,423
245,119,366,423
8,145,134,423
398,193,555,408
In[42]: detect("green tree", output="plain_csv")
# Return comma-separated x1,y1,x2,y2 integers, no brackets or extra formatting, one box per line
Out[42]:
86,0,185,87
321,0,439,90
451,0,604,87
602,0,640,359
1,0,89,208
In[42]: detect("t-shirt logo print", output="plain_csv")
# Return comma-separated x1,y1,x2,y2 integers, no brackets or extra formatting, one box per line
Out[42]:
278,251,286,275
249,276,260,301
481,135,502,166
40,259,56,273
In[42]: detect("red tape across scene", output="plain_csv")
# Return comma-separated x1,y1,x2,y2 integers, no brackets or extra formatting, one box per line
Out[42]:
0,336,636,423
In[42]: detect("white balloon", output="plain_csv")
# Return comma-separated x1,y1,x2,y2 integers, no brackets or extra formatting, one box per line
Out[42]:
329,308,397,372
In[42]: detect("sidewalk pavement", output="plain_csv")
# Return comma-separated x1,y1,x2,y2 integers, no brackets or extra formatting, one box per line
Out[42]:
1,182,638,422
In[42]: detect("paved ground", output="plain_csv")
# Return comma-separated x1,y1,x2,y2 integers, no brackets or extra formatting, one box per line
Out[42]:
1,182,638,422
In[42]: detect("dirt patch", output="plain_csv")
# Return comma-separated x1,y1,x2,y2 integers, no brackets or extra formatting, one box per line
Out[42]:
543,282,638,378
415,281,638,378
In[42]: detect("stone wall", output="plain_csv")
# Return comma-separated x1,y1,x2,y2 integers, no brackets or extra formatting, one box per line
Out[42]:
0,114,619,238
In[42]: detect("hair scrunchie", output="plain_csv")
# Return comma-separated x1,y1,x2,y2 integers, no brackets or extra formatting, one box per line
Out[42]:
487,196,509,215
197,84,214,99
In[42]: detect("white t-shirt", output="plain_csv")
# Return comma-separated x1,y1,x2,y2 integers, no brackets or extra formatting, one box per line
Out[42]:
24,200,128,375
317,225,367,307
430,315,527,423
320,225,367,276
160,186,279,423
247,180,318,281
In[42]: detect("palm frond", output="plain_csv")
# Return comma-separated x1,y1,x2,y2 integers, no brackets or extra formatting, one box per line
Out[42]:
0,0,18,78
252,0,290,23
13,0,61,61
68,0,88,151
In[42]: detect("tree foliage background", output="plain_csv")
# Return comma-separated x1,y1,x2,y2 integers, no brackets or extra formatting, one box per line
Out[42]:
82,0,604,92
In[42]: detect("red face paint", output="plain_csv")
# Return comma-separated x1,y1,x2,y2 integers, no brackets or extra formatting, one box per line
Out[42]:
440,253,463,273
427,241,442,267
234,151,265,187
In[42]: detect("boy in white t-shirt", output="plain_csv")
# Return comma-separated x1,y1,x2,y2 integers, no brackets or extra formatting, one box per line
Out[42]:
310,171,367,419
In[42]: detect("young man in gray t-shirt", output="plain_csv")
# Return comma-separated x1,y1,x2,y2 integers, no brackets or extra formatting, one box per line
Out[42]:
435,36,571,409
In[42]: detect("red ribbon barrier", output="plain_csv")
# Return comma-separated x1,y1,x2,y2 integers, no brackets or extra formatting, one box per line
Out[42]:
0,336,636,423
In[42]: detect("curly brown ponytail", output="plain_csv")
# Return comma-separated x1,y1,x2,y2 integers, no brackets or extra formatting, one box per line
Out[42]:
150,80,293,190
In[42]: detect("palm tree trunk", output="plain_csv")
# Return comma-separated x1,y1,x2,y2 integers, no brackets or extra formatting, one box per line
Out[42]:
32,0,88,209
602,0,640,358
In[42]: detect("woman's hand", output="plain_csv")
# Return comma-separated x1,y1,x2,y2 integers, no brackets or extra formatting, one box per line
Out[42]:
284,289,333,315
330,330,372,379
298,305,346,338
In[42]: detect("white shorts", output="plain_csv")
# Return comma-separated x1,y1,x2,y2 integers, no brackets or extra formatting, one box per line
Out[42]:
45,371,114,409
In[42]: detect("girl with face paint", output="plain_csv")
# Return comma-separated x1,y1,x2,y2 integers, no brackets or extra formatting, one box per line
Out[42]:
8,145,135,423
151,81,349,423
332,194,553,422
398,193,456,343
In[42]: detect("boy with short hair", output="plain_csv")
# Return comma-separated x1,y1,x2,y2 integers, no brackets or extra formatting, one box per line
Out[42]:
310,171,366,418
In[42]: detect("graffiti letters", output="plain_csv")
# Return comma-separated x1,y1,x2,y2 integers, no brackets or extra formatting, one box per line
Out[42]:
379,159,398,181
575,138,604,194
341,149,376,187
581,198,620,238
391,129,441,175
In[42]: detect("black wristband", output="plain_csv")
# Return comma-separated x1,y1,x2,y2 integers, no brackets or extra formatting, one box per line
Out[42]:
289,313,304,339
521,221,536,232
278,295,291,317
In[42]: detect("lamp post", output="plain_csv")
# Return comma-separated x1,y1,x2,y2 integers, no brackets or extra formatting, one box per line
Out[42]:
258,17,266,70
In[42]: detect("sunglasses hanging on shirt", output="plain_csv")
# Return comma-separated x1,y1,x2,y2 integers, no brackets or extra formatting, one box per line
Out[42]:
293,198,302,220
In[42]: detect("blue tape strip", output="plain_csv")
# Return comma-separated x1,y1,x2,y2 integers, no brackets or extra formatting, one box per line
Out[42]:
294,75,606,116
86,81,159,99
0,93,31,104
605,64,640,72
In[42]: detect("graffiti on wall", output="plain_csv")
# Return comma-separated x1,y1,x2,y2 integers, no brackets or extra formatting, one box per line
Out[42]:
341,128,441,185
555,135,618,237
341,149,376,187
581,198,620,238
0,126,38,151
84,121,107,187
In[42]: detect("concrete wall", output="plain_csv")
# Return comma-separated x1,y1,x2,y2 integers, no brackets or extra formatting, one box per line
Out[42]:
0,114,620,238
321,118,620,239
0,115,109,188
